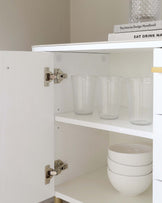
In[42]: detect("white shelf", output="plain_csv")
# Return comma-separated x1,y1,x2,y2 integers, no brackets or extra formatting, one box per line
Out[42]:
32,40,162,53
55,168,152,203
55,110,153,140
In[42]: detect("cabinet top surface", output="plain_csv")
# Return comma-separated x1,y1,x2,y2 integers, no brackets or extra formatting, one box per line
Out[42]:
32,40,162,53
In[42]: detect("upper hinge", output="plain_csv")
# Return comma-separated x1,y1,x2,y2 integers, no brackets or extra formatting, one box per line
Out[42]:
44,67,67,86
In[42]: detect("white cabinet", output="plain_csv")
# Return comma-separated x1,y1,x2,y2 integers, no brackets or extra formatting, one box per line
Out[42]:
2,41,162,203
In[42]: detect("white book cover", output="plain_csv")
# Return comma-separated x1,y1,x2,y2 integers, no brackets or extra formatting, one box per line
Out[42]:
114,20,162,33
108,29,162,42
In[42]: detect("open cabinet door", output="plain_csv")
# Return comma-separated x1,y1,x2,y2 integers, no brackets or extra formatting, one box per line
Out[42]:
0,52,55,203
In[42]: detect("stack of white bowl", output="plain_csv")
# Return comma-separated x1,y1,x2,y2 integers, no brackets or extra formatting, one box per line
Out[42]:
107,143,152,196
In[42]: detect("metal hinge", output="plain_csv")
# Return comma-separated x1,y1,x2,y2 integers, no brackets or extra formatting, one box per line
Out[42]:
44,67,67,86
45,160,68,184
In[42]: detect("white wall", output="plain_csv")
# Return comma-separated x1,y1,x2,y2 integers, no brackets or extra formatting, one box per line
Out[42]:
0,0,70,51
70,0,129,42
70,0,162,43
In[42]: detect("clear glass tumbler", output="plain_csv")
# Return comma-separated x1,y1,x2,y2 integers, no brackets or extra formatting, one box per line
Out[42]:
98,76,121,120
129,0,160,23
127,77,153,125
71,75,96,115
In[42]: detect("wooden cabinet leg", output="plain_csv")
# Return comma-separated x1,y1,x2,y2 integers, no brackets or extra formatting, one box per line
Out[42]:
54,196,63,203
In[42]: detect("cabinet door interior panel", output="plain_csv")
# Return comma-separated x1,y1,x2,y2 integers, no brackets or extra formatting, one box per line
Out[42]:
0,52,55,203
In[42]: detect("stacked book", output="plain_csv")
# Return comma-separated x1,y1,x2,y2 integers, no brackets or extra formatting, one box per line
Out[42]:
108,20,162,42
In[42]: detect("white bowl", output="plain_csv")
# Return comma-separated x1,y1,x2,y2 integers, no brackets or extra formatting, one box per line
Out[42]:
108,143,152,166
107,169,152,196
108,157,152,176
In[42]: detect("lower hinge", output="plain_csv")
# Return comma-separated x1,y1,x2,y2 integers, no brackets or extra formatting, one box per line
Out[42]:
44,67,67,86
45,160,68,184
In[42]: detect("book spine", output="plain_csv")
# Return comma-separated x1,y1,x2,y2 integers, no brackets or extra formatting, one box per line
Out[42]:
108,29,162,41
114,21,162,33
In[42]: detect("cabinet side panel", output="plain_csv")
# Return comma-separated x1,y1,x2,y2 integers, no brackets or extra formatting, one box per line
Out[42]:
152,48,162,203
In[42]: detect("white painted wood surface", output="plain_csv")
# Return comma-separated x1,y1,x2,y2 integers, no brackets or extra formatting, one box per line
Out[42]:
153,115,162,179
0,52,55,203
55,168,152,203
154,73,162,114
153,49,162,114
32,40,162,53
55,109,152,140
153,180,162,203
153,48,162,203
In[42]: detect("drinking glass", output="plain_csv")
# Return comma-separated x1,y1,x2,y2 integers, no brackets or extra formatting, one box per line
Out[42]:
127,77,153,125
71,75,96,115
98,76,121,120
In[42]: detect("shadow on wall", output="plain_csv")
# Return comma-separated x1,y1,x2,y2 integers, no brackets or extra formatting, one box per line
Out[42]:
0,0,70,51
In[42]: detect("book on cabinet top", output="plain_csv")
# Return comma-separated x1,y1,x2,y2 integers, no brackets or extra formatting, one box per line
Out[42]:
114,20,162,33
108,29,162,42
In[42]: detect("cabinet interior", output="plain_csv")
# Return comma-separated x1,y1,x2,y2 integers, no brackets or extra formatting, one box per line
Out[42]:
53,51,153,202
